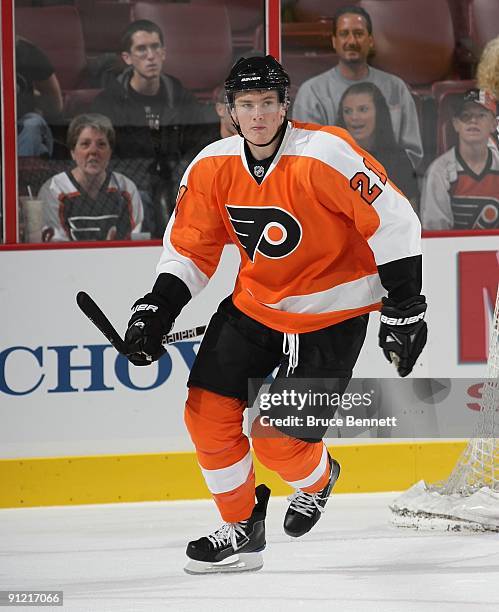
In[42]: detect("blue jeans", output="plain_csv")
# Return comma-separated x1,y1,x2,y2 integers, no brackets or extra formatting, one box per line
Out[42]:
17,112,54,157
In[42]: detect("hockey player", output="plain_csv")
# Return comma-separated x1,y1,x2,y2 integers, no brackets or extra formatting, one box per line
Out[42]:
124,56,427,574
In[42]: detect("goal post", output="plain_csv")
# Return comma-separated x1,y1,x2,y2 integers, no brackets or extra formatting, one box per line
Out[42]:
390,287,499,532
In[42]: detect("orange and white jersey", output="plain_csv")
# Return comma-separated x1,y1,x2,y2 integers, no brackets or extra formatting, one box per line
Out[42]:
157,121,421,334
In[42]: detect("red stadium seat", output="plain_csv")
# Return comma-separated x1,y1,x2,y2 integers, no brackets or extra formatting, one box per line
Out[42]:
255,19,338,99
283,20,335,52
190,0,263,54
63,88,103,119
78,1,132,55
467,0,499,54
431,79,477,108
251,23,265,53
293,0,360,22
447,0,471,42
359,0,457,89
15,5,105,118
283,52,338,101
443,0,476,79
132,2,233,99
281,15,337,94
15,6,88,91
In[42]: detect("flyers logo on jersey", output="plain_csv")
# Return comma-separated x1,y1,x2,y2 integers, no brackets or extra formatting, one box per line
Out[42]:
472,200,499,230
226,205,302,262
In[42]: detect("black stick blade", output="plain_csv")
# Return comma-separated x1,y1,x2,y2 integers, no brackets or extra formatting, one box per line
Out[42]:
76,291,130,355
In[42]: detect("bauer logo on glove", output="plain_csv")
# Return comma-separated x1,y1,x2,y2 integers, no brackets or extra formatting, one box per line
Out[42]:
131,303,159,314
380,311,425,326
378,296,428,377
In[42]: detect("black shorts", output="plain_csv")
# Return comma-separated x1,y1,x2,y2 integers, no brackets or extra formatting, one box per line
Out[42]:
188,296,368,401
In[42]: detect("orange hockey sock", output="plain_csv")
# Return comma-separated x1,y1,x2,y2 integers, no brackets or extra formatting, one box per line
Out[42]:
184,386,256,522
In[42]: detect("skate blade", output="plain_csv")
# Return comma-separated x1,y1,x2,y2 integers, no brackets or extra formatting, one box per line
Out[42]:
184,551,263,575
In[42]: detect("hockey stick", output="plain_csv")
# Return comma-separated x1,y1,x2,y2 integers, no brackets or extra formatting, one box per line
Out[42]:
76,291,206,356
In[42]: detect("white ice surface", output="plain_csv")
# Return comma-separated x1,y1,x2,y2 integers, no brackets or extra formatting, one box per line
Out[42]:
1,492,499,612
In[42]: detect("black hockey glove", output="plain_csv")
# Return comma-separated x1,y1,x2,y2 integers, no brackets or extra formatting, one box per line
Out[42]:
378,295,427,377
124,294,175,366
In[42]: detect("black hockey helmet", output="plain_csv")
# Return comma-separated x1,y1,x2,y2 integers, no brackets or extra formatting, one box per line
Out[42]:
224,55,291,106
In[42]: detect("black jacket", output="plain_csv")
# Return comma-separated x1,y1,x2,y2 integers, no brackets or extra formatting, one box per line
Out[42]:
92,68,214,171
91,69,216,236
371,144,419,203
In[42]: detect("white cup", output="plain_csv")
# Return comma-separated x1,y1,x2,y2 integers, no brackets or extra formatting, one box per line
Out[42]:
20,197,44,243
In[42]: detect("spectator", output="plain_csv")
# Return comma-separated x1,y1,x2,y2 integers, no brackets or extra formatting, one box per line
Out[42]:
477,36,499,99
336,82,418,205
91,19,213,237
421,89,499,230
39,113,144,241
477,35,499,148
16,36,63,157
292,5,423,169
212,84,239,140
171,85,238,192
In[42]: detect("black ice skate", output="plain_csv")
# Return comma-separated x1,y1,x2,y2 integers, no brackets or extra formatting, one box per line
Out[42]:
184,484,271,575
283,456,340,538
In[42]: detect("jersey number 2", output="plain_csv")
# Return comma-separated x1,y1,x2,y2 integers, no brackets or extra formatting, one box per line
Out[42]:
349,158,386,205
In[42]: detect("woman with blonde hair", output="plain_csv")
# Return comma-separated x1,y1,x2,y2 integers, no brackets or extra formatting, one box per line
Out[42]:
476,36,499,149
477,36,499,98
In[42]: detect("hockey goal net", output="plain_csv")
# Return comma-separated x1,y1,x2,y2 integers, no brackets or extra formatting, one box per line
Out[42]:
390,288,499,532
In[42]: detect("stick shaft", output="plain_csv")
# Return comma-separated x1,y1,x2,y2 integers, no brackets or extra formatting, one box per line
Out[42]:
76,291,205,355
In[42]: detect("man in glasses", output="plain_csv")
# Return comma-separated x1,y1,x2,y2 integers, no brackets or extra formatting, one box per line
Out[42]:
421,89,499,230
92,20,212,237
